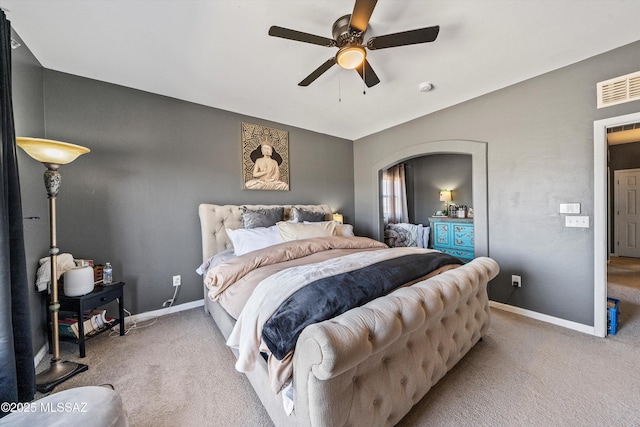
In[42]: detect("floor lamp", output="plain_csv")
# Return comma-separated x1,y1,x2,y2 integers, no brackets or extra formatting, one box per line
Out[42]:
16,137,90,393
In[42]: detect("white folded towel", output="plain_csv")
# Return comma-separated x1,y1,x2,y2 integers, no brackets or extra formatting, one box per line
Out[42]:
35,253,76,292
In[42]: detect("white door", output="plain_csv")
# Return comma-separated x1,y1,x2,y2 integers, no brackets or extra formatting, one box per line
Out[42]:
615,168,640,258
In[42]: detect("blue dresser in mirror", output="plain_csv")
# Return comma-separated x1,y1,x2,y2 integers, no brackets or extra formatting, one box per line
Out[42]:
430,217,474,262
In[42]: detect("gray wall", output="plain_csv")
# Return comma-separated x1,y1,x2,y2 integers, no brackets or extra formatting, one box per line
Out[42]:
354,40,640,326
38,70,354,316
405,154,472,226
13,45,353,360
610,141,640,171
12,31,49,352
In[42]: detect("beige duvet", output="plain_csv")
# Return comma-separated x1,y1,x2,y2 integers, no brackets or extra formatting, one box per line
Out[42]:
204,236,388,318
204,236,460,393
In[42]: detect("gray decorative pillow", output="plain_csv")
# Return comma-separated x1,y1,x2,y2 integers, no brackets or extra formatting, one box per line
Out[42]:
291,207,326,222
196,249,235,276
241,206,284,229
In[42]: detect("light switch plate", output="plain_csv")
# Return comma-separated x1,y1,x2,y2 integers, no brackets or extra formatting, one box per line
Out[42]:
560,203,581,214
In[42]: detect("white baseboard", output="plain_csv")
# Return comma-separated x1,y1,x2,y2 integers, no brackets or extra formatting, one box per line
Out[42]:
123,298,204,325
490,300,597,336
34,299,206,366
33,342,49,368
34,298,597,368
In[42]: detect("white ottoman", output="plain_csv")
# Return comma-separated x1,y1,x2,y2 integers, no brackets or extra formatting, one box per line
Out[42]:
0,386,128,426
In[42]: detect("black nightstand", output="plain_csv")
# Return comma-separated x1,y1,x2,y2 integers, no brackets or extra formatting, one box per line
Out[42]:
51,282,125,357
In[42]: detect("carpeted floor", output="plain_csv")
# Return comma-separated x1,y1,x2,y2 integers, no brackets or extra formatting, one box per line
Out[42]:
36,297,640,426
40,309,271,426
606,256,640,346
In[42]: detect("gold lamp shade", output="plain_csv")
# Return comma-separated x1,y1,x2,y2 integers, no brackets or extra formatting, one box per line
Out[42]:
16,137,90,166
439,190,452,202
336,46,366,69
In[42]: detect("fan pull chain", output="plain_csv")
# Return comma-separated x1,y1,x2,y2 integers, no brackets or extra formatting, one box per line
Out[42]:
363,63,367,95
338,68,342,102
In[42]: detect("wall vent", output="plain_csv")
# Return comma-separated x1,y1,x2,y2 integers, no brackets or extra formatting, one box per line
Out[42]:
597,70,640,108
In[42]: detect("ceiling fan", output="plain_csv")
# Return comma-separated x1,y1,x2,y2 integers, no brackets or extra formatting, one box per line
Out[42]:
268,0,440,88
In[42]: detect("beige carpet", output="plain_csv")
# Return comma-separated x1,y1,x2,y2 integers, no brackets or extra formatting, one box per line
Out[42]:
36,301,640,427
39,309,270,426
606,256,640,346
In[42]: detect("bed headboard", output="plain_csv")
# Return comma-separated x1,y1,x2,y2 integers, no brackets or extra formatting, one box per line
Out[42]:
198,204,333,261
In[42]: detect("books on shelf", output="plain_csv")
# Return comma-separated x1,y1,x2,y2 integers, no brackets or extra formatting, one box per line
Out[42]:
58,317,78,339
57,309,115,339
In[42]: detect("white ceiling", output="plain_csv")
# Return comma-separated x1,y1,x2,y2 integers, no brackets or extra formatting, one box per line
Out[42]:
3,0,640,140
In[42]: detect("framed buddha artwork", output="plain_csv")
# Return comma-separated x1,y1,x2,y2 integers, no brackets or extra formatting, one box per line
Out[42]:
241,122,290,191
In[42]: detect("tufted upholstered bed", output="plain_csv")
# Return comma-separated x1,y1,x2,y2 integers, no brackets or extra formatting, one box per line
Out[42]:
198,203,499,426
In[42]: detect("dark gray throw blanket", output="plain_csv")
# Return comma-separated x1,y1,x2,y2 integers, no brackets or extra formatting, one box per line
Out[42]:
262,252,462,360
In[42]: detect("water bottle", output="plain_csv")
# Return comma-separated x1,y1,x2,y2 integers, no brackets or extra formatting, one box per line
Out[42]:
103,262,113,285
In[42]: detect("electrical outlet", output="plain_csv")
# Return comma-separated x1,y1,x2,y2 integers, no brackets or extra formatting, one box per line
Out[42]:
173,275,181,287
565,216,589,228
512,274,522,288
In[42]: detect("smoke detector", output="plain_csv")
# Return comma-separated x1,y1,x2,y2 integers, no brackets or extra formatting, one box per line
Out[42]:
418,82,433,92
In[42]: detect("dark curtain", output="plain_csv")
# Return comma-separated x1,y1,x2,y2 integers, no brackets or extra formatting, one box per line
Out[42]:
0,11,36,414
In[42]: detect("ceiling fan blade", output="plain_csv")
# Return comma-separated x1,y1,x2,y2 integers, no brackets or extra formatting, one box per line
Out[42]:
349,0,377,33
354,59,380,88
367,25,440,50
269,26,336,47
298,58,337,86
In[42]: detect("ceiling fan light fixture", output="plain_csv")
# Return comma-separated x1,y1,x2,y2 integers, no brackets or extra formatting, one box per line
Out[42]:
336,46,366,69
269,0,440,87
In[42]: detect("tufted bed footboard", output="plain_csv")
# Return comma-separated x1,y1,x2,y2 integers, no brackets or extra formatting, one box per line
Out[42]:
204,255,498,426
290,256,498,426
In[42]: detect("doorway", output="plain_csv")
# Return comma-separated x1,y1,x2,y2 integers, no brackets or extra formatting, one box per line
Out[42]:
608,135,640,342
595,112,640,337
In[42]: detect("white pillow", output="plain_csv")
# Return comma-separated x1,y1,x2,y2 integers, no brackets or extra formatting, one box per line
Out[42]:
304,220,354,237
335,223,354,236
226,225,283,256
277,221,336,241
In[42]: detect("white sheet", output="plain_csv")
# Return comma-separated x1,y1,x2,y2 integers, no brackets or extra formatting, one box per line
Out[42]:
226,247,430,374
